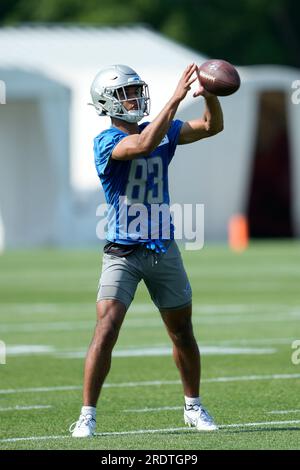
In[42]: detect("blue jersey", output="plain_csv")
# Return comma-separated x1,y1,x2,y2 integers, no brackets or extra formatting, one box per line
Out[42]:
94,120,183,244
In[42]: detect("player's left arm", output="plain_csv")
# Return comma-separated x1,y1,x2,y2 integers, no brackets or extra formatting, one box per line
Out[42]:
178,90,224,144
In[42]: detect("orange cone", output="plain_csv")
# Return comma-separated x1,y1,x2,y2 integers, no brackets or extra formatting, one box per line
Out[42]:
228,214,249,252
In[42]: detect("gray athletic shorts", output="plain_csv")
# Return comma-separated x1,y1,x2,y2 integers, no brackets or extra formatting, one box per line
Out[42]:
97,240,192,311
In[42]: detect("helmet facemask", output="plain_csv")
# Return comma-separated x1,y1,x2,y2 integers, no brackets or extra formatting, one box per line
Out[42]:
102,84,150,123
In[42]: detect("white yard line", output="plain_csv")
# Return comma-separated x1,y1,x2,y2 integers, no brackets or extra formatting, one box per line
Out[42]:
0,322,93,333
124,406,182,413
267,410,300,415
1,312,299,333
0,303,94,315
1,344,277,358
0,302,153,316
58,346,276,359
124,406,300,414
0,373,299,395
5,345,55,356
0,385,82,395
1,301,298,319
0,405,52,412
0,435,70,443
221,420,300,428
204,373,300,383
215,338,295,346
1,420,300,443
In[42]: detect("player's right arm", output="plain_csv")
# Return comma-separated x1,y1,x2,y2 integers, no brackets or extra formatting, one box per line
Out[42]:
112,64,197,161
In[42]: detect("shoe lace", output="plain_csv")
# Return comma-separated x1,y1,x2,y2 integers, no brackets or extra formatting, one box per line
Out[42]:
69,414,95,433
185,404,212,423
185,404,200,412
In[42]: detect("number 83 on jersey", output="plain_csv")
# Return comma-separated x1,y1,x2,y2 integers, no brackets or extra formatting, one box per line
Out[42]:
125,156,164,204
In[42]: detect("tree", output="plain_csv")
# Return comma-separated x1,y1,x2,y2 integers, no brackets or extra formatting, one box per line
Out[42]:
1,0,300,67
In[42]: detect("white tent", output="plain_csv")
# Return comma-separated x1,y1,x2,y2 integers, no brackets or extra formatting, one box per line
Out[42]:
0,67,71,247
0,26,299,248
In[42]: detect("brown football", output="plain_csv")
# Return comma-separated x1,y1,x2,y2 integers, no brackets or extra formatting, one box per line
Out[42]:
197,59,240,96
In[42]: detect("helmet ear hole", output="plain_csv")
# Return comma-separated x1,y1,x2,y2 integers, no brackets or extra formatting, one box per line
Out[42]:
97,100,107,115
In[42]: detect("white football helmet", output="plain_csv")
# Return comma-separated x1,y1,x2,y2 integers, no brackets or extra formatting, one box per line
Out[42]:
90,64,150,123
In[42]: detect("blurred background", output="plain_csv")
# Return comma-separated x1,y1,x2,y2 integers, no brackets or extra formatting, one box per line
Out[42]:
1,0,300,249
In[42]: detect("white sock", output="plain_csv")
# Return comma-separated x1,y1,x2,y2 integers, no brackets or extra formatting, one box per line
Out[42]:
81,406,96,419
184,396,201,408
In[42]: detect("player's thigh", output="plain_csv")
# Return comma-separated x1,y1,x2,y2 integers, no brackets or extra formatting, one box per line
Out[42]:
96,299,127,335
144,241,192,310
97,253,142,311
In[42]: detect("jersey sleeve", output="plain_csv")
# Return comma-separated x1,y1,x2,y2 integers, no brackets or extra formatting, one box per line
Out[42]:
94,130,126,177
167,119,184,164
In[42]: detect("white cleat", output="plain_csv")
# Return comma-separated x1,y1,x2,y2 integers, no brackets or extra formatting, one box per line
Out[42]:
184,404,218,431
69,414,96,438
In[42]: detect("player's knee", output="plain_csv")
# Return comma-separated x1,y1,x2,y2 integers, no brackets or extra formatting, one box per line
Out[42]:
94,320,120,349
94,300,125,348
170,323,194,348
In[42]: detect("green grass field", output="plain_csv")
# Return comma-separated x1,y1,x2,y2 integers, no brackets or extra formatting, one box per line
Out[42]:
0,242,299,450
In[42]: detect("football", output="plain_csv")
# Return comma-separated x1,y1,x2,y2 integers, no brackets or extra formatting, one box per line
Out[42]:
197,59,240,96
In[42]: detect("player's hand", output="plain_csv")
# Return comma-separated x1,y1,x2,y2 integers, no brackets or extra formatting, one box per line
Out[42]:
193,66,214,98
172,63,198,102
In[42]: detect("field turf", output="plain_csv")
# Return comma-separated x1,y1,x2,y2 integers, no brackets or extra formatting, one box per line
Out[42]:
0,242,299,450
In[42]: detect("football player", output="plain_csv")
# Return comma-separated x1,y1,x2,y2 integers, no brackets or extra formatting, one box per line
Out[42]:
70,64,223,437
